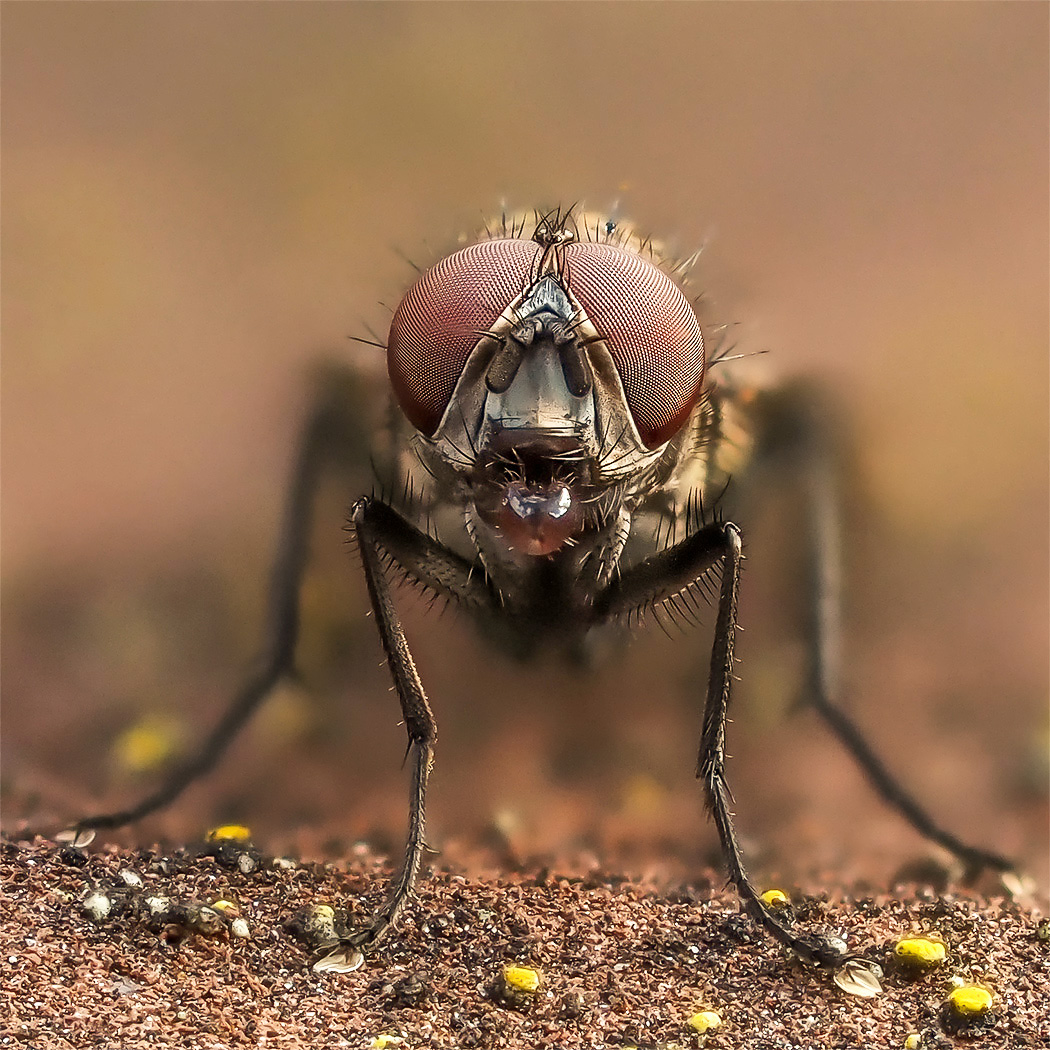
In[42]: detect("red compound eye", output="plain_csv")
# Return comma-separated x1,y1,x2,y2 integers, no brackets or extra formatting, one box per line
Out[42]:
564,241,705,448
387,238,540,435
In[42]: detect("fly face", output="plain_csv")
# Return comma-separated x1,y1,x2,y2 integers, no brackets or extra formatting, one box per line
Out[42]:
386,212,708,587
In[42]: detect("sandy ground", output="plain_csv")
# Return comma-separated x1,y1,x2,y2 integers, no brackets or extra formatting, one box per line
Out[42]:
2,835,1046,1049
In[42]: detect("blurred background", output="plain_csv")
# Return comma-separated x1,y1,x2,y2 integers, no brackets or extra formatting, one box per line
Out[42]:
3,4,1047,893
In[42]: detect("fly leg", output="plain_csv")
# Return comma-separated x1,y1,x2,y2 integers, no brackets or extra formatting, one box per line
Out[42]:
71,365,371,835
599,523,849,967
762,385,1013,878
330,495,495,955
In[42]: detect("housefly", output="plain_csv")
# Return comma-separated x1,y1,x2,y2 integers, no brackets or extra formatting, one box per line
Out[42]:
71,207,1011,978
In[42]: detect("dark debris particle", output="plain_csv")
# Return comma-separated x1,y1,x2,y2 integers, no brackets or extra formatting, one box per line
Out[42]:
57,845,89,868
194,837,263,873
373,972,431,1008
554,990,584,1020
927,1037,956,1050
284,903,353,949
664,884,704,905
490,964,544,1013
940,1000,998,1038
160,921,189,946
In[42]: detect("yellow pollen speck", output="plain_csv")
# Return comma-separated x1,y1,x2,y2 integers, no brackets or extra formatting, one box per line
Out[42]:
947,985,993,1016
688,1010,722,1033
894,936,946,968
205,824,252,842
760,889,790,909
502,965,541,993
113,717,181,775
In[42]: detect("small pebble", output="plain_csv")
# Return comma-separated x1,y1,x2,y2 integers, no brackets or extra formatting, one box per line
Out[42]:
81,892,111,920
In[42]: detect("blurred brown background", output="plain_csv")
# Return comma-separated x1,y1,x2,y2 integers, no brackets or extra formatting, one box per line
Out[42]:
3,4,1047,891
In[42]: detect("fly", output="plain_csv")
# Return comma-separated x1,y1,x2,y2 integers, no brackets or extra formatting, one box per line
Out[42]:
70,207,1013,979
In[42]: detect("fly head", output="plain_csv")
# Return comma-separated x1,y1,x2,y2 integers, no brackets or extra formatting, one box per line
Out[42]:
386,210,708,566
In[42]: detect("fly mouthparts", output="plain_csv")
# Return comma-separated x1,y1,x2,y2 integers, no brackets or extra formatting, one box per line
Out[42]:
495,480,583,557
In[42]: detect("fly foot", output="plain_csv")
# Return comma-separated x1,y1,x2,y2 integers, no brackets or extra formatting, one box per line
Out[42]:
310,910,397,973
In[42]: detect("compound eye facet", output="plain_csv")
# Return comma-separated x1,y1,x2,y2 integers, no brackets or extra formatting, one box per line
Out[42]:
387,238,540,435
565,241,705,448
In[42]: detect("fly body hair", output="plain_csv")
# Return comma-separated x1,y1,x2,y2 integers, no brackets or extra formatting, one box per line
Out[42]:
642,562,722,634
594,422,644,480
631,483,729,629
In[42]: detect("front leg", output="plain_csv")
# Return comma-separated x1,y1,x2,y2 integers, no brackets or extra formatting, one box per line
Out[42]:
601,521,854,970
318,495,495,967
694,523,850,967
